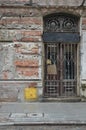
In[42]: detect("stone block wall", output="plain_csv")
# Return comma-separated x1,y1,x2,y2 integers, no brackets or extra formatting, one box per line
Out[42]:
0,7,43,80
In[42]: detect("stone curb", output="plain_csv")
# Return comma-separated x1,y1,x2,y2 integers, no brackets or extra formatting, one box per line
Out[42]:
0,112,86,126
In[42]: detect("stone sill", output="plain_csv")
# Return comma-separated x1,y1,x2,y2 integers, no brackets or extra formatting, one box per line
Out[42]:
0,80,41,83
42,97,81,102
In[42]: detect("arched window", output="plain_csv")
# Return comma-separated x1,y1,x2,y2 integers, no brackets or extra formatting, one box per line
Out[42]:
43,13,80,43
43,13,80,98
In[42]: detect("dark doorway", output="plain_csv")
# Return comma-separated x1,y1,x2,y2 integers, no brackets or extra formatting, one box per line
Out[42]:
43,13,80,98
43,43,77,97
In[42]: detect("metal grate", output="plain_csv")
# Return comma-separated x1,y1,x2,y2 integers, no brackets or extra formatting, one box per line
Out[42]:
44,43,77,97
44,13,79,33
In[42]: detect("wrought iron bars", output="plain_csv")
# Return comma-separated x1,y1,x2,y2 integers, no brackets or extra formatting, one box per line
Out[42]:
44,13,79,33
44,43,77,97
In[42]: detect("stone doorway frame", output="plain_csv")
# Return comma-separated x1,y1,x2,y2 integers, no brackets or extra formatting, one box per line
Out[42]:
42,12,80,99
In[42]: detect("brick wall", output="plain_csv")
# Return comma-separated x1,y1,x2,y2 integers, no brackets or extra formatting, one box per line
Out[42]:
0,6,43,101
0,12,43,79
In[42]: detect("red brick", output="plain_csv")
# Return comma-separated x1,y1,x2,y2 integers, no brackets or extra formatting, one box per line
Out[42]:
31,48,39,54
16,67,39,77
29,82,37,87
15,60,39,67
15,44,39,54
0,8,41,17
0,17,42,25
21,30,42,36
21,37,41,42
3,71,8,79
0,30,42,41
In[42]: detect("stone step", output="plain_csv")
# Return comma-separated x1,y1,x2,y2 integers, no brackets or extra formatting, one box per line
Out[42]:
42,97,81,102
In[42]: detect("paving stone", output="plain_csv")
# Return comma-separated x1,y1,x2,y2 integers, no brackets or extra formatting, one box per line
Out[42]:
0,113,10,118
10,113,26,118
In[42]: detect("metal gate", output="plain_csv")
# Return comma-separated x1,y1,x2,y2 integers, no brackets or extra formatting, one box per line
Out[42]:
44,43,77,97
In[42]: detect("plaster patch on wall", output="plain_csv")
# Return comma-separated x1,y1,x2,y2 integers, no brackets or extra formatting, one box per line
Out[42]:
0,44,16,79
0,42,42,79
81,31,86,80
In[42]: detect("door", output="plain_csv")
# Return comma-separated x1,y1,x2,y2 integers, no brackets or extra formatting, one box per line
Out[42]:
43,42,77,97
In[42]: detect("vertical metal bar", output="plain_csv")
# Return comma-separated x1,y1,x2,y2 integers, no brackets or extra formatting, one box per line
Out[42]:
77,44,79,96
60,43,63,96
54,43,55,80
64,44,67,96
47,44,49,96
68,44,70,80
44,44,46,96
63,43,65,96
57,43,59,96
69,44,70,95
46,44,48,79
74,44,75,94
64,43,66,79
46,44,47,96
50,44,52,96
76,44,77,77
56,43,58,96
71,43,72,79
73,44,74,80
62,44,65,93
66,44,68,80
74,44,77,94
58,43,59,80
74,44,75,80
54,43,56,95
68,44,70,95
71,43,73,95
66,43,68,96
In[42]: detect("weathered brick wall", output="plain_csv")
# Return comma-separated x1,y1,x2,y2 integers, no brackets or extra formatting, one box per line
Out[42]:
0,8,43,80
0,81,42,102
0,5,82,80
0,6,43,101
0,42,42,79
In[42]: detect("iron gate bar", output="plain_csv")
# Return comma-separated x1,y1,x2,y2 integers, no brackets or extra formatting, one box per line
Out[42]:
42,32,80,43
44,43,77,97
